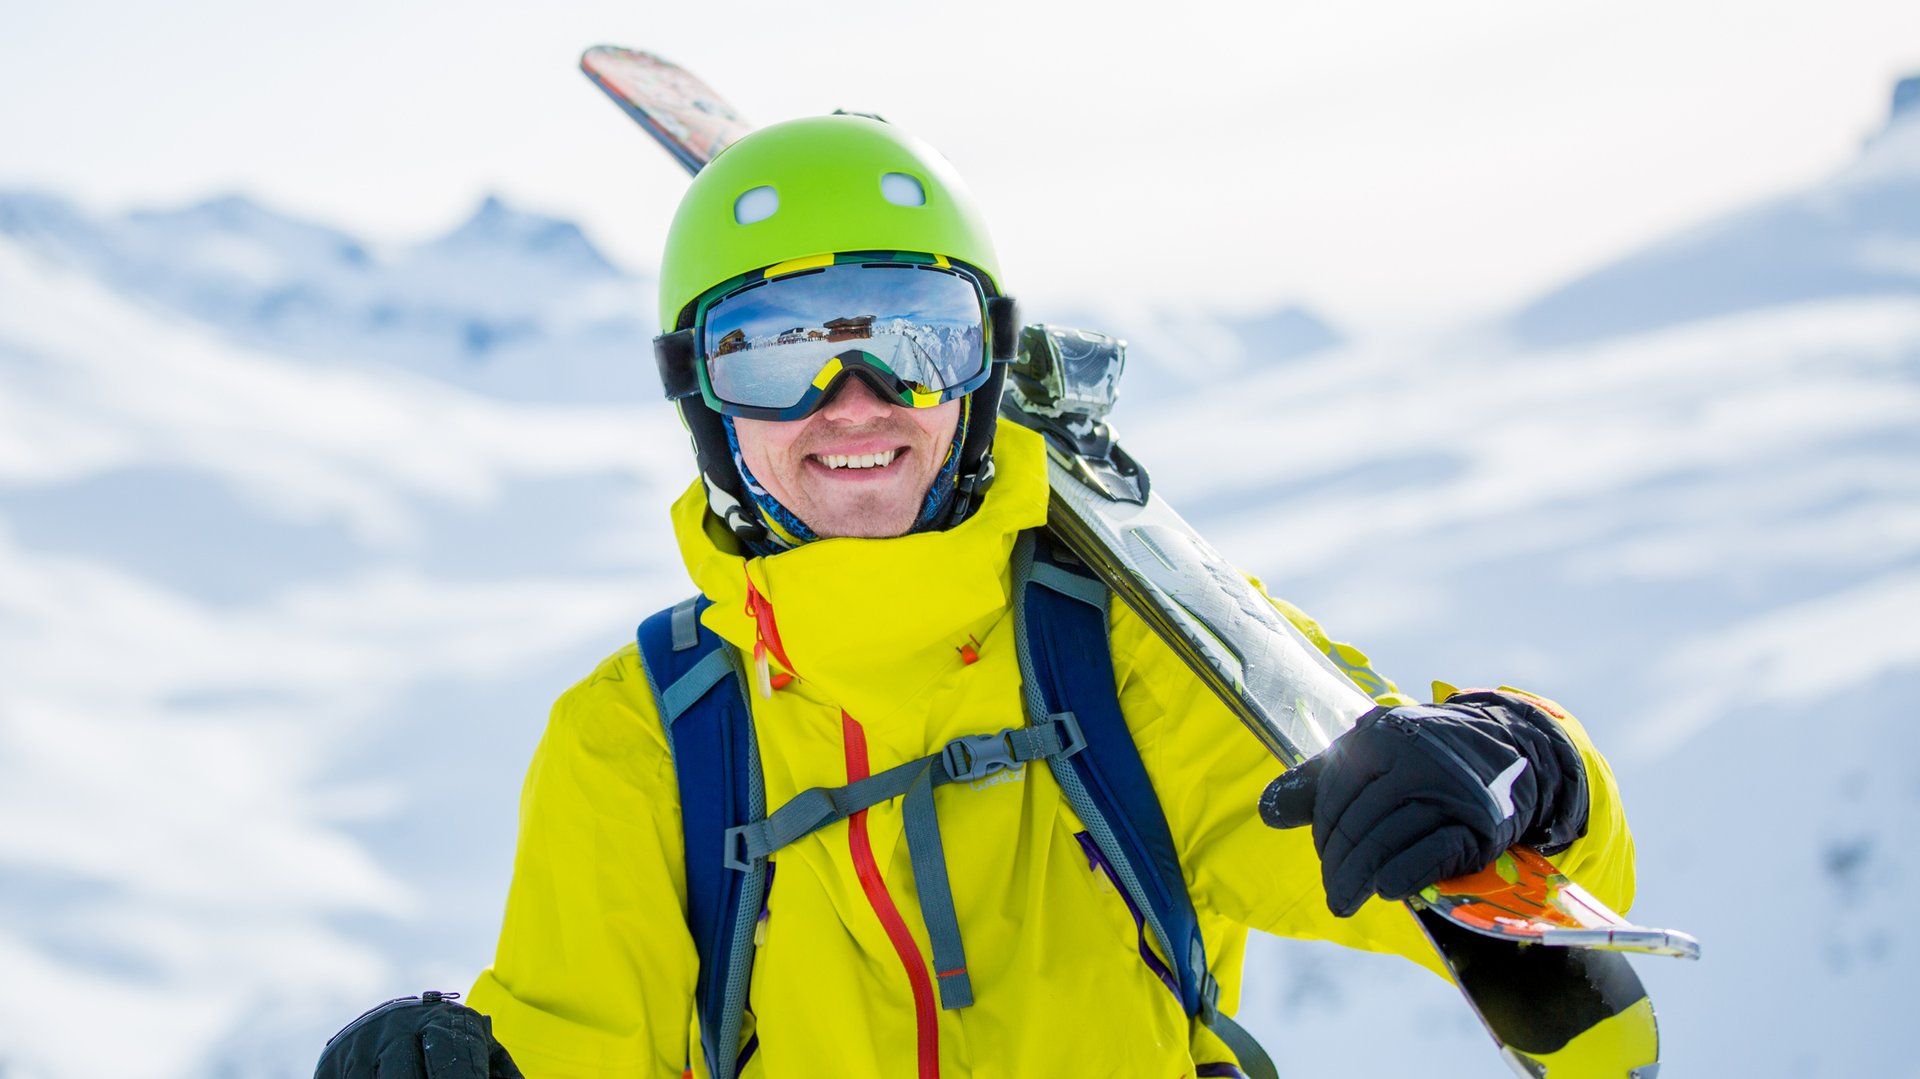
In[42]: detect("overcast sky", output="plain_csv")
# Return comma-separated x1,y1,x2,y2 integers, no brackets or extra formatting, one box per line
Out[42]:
5,0,1918,330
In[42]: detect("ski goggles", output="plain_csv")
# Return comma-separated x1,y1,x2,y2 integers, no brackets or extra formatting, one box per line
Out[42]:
655,253,1018,421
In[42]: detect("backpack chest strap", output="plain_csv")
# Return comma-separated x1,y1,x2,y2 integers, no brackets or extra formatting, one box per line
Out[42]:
723,712,1086,1010
723,714,1085,867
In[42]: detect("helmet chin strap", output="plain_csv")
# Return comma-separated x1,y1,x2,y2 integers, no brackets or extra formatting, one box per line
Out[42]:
927,362,1006,530
678,395,771,551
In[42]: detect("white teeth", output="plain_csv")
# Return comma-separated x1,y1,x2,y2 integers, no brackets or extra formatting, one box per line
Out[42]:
819,449,899,470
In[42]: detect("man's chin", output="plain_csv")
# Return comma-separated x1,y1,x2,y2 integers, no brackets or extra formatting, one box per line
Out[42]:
798,497,923,540
784,465,946,539
809,514,921,540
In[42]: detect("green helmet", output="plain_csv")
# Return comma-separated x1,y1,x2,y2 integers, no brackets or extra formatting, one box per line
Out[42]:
654,114,1016,553
657,113,1003,330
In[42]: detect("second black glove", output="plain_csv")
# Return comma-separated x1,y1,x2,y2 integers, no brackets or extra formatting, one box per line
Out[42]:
314,991,523,1079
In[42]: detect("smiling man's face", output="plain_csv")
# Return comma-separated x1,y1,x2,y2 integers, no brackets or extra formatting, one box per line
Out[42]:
731,377,960,539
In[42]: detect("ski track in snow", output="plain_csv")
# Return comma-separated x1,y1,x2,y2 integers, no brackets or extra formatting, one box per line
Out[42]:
4,110,1919,1074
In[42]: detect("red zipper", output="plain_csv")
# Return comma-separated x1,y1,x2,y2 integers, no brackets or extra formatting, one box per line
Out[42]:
743,569,796,668
842,711,940,1079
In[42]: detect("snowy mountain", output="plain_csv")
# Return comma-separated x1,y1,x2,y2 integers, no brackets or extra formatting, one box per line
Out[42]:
0,192,655,402
3,76,1917,1079
1169,294,1920,1077
0,230,694,1078
1199,83,1920,1077
1509,74,1920,347
1042,297,1346,402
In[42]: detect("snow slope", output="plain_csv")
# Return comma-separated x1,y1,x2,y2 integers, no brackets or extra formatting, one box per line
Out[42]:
3,78,1917,1079
0,238,690,1078
1509,74,1920,348
1163,296,1920,1077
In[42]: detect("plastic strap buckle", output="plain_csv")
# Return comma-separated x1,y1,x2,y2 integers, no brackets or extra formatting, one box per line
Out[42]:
942,731,1019,783
940,714,1088,783
722,824,757,872
1198,970,1221,1022
1047,712,1088,759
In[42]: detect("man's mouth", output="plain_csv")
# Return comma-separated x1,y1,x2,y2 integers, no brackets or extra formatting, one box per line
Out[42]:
812,448,902,471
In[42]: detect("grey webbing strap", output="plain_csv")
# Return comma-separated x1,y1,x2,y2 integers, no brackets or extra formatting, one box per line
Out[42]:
721,715,1087,1011
1026,557,1108,608
903,763,973,1009
724,756,927,868
719,755,977,1007
662,649,738,725
669,596,701,651
717,645,767,1079
910,716,1083,1009
1200,982,1280,1079
724,716,1085,869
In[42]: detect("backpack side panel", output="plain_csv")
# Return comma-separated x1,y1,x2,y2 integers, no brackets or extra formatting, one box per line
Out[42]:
638,598,766,1079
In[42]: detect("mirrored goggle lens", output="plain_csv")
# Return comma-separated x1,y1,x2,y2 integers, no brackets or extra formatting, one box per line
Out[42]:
701,262,987,414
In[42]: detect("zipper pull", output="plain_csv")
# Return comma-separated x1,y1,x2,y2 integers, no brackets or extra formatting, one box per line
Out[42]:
753,642,773,699
742,566,795,698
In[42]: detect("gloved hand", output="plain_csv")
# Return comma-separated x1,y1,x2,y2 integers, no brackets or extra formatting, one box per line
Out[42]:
314,991,523,1079
1259,691,1589,918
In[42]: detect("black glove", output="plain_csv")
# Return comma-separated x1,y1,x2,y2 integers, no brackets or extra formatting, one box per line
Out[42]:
1259,691,1589,918
314,992,523,1079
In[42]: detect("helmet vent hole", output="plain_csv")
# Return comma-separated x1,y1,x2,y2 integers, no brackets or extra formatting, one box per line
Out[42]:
734,186,778,225
880,172,926,207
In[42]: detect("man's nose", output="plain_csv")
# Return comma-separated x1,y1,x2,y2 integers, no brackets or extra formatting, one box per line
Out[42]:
817,373,895,422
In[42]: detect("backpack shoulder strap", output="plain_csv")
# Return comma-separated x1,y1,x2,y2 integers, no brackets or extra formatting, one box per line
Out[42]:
637,595,766,1079
1012,531,1277,1079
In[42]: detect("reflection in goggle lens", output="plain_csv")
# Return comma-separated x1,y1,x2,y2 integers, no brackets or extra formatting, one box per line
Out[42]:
702,263,987,414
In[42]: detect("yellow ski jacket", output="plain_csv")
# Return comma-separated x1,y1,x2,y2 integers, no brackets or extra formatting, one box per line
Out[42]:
468,422,1635,1078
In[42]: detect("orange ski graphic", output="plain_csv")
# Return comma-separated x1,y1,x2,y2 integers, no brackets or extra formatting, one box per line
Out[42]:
1421,847,1701,959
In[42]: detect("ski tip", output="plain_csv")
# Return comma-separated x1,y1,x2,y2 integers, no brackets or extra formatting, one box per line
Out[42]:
581,43,642,59
1539,926,1703,961
579,44,660,74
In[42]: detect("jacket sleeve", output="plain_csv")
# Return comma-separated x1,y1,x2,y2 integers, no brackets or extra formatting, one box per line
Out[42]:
1112,587,1637,978
466,645,698,1077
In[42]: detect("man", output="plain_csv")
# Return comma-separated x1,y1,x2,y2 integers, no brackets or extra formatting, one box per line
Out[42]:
316,114,1632,1079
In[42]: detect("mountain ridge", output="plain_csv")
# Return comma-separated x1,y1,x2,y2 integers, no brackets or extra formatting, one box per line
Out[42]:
0,189,652,402
1508,76,1920,348
4,75,1919,1079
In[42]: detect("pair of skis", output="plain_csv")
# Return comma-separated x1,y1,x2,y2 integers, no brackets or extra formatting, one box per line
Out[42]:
580,45,1696,1078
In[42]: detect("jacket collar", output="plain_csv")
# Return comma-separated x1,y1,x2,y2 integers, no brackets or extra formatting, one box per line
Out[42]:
671,420,1050,726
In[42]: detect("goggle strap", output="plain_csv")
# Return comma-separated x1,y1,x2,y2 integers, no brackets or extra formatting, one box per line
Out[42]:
654,329,701,401
987,296,1019,361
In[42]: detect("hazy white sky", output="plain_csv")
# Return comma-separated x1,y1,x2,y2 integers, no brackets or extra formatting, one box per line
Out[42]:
5,0,1918,329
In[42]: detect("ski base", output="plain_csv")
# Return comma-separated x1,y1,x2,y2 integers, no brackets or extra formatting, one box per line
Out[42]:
580,46,750,173
1417,909,1662,1078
